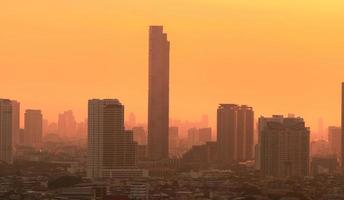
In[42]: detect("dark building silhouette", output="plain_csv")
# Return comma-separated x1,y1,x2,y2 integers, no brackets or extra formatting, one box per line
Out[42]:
217,104,238,163
328,126,341,160
11,100,20,147
169,127,179,157
58,110,77,138
237,105,254,161
182,141,218,169
24,109,43,148
259,115,310,177
147,26,170,161
132,127,146,145
187,127,199,148
311,155,337,176
87,99,138,179
136,144,147,161
217,104,254,164
0,99,13,164
198,127,212,145
342,82,344,170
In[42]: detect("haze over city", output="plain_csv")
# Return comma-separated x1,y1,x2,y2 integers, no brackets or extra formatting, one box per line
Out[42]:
2,1,344,199
2,0,344,132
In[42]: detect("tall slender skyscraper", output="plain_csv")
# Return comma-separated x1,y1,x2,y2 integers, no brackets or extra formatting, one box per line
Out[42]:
24,109,43,148
147,26,170,160
0,99,13,164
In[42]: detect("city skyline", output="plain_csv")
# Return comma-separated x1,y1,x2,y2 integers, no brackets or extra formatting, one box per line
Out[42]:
2,1,344,199
2,1,344,130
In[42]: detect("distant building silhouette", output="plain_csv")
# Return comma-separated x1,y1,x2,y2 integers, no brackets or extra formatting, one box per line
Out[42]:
126,112,136,129
76,120,87,139
11,100,20,147
187,127,199,148
198,128,212,145
182,141,218,168
132,127,146,145
18,128,25,145
259,115,310,177
199,115,209,128
237,105,254,161
47,122,58,135
58,110,77,138
24,109,43,148
217,104,238,163
342,82,344,170
42,119,49,136
168,127,179,157
87,99,141,179
217,104,254,163
147,26,170,161
328,126,341,160
0,99,13,164
311,139,330,157
311,155,338,176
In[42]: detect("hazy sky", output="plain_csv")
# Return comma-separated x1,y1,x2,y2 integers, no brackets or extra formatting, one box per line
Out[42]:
1,0,344,130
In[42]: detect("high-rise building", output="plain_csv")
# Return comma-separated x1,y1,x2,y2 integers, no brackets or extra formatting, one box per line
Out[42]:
147,25,170,161
311,155,337,176
58,110,77,138
169,127,179,157
24,109,43,148
11,100,20,147
182,141,218,167
217,104,238,163
199,115,209,128
245,106,254,160
342,82,344,170
116,130,136,168
76,120,87,139
18,128,25,145
126,112,136,129
237,105,254,161
259,115,310,177
0,99,13,164
328,126,341,160
217,104,254,163
87,99,138,179
42,119,49,135
187,127,199,148
198,128,212,145
132,127,146,145
310,139,330,156
47,122,58,135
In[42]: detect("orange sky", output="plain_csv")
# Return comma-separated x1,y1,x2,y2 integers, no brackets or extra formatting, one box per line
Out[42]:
1,0,344,131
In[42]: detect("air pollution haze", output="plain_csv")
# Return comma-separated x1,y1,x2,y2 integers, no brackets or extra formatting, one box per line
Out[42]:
1,1,344,130
2,1,344,199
